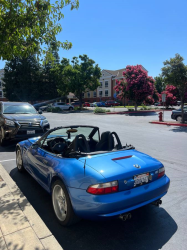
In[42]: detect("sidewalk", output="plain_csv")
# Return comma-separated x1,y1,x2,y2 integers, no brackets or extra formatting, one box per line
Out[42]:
0,164,63,250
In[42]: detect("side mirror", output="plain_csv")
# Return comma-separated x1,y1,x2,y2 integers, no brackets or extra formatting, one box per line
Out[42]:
31,143,39,149
38,110,43,114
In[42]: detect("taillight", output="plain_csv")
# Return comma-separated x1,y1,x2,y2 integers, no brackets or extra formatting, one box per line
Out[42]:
158,167,165,178
87,181,118,195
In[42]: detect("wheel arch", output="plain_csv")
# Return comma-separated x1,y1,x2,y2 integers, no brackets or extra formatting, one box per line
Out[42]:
50,175,67,194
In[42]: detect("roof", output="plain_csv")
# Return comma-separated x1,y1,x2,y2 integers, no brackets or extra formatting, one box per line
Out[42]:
103,65,148,78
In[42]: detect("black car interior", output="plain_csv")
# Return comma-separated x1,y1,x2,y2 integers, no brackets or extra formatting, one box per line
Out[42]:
40,127,123,156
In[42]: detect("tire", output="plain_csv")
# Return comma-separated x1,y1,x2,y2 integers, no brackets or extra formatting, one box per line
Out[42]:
16,147,25,172
52,180,80,226
0,127,7,146
69,107,73,111
176,116,182,122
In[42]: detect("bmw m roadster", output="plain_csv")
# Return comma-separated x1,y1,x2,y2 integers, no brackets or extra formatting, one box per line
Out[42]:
16,125,170,226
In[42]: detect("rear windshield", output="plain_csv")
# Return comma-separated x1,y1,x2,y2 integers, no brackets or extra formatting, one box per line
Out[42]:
3,104,37,114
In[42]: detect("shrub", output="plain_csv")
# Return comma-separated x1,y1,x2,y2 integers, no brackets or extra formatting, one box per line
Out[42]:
94,107,106,113
51,107,62,113
128,108,134,111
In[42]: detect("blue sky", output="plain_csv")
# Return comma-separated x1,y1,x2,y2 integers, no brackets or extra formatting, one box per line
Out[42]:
1,0,187,77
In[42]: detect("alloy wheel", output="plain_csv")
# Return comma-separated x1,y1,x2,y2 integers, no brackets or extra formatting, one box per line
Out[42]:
177,116,182,122
52,185,67,221
16,149,22,170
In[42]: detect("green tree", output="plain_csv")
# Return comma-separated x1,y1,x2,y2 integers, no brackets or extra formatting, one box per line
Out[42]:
0,0,79,60
42,40,61,99
57,55,101,107
162,54,187,123
3,56,43,102
154,75,165,94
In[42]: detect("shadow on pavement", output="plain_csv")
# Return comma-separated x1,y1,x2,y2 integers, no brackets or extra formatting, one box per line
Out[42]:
128,112,158,117
0,141,17,153
169,126,187,133
10,167,177,250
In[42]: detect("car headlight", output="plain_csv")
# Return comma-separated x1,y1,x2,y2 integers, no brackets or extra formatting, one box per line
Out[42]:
4,119,15,126
42,119,49,125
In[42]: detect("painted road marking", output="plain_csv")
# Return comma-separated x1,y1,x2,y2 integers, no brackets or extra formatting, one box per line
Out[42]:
0,159,16,163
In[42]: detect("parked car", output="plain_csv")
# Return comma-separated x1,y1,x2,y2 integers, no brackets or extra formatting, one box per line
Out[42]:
83,102,90,107
171,107,187,122
96,102,106,107
0,102,50,146
105,100,120,107
70,101,80,107
90,102,97,107
154,102,162,106
53,102,74,111
16,125,170,226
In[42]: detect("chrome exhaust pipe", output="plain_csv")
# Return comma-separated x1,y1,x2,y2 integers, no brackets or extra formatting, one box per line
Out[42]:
119,213,132,221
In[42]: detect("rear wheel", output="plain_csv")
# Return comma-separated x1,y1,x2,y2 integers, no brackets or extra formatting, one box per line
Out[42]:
176,116,182,122
16,148,25,172
52,180,80,226
0,127,7,146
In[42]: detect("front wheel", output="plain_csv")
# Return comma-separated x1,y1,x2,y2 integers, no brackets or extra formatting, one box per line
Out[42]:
52,180,80,226
69,107,73,111
176,116,182,122
0,127,7,146
16,148,25,172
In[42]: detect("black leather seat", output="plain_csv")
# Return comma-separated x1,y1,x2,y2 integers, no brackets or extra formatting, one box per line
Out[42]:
95,131,114,151
68,134,90,153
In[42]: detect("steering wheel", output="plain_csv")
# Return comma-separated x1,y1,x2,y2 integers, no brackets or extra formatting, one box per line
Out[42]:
49,137,67,149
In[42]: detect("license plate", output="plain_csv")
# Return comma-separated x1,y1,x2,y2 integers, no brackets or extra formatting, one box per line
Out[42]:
27,130,35,135
134,173,149,186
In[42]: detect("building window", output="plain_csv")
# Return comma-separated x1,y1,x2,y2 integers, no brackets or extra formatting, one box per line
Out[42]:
105,90,108,97
82,93,84,97
105,81,108,88
99,82,102,88
99,91,102,97
0,91,2,97
87,92,90,98
93,91,97,97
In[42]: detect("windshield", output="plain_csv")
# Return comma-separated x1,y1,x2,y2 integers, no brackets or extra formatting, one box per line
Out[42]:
3,104,37,114
47,126,99,141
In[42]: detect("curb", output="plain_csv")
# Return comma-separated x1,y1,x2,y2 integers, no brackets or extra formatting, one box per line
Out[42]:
0,164,62,250
149,121,187,127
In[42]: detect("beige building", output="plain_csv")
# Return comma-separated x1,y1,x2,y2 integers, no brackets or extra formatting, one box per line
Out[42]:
83,66,148,103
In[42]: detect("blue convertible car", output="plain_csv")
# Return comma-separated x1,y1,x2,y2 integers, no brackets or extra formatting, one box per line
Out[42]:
16,125,170,226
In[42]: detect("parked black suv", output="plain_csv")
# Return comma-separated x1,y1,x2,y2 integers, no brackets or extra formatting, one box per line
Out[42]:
171,107,187,122
0,102,50,146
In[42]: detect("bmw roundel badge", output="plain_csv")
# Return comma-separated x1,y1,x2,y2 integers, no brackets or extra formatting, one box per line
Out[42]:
133,164,141,169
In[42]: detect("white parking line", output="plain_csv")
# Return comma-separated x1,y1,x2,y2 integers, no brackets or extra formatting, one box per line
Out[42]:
0,159,16,163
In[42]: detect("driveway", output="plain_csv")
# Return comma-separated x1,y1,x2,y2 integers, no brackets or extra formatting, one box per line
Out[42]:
0,112,187,250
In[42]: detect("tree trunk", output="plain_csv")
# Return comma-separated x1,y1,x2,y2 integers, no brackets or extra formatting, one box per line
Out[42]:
134,102,138,111
79,93,82,109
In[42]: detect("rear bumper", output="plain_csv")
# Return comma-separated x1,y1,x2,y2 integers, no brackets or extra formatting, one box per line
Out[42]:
68,175,170,220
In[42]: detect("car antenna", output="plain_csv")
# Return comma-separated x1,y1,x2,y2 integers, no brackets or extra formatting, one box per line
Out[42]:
84,157,86,176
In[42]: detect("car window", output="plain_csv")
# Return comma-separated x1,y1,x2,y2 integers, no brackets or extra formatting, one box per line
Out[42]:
3,104,37,114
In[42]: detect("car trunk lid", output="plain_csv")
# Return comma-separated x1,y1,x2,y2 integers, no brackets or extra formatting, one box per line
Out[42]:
79,149,163,191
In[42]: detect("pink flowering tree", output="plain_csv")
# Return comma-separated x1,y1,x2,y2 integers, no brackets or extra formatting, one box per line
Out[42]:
114,65,155,111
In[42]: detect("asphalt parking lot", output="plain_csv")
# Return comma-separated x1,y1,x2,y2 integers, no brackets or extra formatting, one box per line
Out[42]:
0,111,187,250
